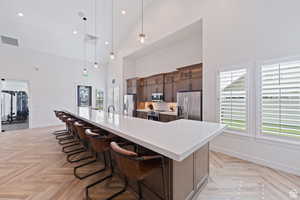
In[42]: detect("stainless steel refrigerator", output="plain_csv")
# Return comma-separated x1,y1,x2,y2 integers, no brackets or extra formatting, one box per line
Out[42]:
177,91,202,121
123,94,136,117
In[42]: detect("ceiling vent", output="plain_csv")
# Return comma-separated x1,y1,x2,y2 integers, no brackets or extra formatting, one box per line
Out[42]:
1,36,19,47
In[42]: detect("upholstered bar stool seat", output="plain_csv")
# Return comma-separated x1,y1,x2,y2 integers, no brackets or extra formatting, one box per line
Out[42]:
109,142,167,200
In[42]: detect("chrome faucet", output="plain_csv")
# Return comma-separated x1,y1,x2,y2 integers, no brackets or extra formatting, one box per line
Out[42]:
107,105,115,114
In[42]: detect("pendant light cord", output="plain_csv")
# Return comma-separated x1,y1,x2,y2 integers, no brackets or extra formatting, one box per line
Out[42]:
94,0,97,64
111,0,114,53
83,17,87,68
141,0,144,34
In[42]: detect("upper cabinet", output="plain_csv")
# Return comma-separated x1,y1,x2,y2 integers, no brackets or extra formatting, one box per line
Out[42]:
126,78,138,94
127,63,202,103
164,71,178,102
149,74,164,94
137,79,145,102
176,64,202,92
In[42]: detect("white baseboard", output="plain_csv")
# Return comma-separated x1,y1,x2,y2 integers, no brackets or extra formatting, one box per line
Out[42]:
211,145,300,176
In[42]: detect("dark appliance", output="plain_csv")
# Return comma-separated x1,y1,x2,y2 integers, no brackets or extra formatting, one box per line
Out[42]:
147,111,160,121
151,93,164,102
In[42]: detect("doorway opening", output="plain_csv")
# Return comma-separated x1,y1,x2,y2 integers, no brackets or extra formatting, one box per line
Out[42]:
1,79,29,132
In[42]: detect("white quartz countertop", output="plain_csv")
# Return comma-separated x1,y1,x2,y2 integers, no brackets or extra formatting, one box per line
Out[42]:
64,108,226,162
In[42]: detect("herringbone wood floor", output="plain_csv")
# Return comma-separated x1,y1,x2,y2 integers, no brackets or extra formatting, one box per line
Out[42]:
0,126,299,200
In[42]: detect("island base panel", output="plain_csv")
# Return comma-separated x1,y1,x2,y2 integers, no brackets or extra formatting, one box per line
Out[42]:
172,143,209,200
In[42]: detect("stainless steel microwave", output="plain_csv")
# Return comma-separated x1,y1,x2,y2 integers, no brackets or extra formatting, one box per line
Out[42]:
151,93,164,102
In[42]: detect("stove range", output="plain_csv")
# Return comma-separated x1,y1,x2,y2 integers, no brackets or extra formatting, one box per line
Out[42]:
147,111,160,121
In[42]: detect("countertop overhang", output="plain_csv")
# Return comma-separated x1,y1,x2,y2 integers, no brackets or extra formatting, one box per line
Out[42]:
63,108,226,162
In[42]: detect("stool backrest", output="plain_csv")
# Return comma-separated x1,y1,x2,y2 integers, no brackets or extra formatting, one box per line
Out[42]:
110,142,142,180
66,118,77,136
86,129,112,153
74,122,88,140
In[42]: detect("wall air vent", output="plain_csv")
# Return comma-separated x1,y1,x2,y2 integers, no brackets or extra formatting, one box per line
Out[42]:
1,35,19,47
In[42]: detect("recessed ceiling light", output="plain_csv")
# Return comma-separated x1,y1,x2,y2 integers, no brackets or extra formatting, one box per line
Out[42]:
17,12,24,17
73,30,78,35
105,41,109,45
121,10,127,15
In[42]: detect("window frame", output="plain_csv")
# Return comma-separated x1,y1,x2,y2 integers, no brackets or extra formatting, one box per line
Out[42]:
256,57,300,144
217,65,250,136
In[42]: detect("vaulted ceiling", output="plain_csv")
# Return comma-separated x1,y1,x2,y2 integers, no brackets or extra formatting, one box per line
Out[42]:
0,0,153,64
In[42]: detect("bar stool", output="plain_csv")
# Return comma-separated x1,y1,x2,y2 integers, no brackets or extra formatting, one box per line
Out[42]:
73,122,107,179
84,129,121,200
56,115,84,154
65,118,95,163
52,110,68,136
56,115,75,145
52,111,68,136
109,142,167,200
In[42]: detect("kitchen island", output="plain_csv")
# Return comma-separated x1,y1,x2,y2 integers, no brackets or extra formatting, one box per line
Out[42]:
64,108,226,200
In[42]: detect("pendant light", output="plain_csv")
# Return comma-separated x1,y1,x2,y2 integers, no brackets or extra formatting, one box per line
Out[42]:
93,0,99,68
139,0,146,44
82,16,89,76
110,0,115,60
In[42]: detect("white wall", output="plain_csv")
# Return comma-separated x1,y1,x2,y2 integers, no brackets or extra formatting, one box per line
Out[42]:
126,33,202,78
106,0,300,175
0,45,106,129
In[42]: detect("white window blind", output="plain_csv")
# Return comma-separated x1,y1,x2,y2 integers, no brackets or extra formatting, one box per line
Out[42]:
219,69,247,132
261,61,300,138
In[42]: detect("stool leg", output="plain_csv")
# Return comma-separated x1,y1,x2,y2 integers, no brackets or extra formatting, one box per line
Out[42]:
74,152,107,180
106,177,128,200
52,129,68,135
55,132,69,138
85,151,113,200
58,137,75,145
66,148,90,163
85,151,128,200
138,181,143,200
62,142,81,153
104,152,128,200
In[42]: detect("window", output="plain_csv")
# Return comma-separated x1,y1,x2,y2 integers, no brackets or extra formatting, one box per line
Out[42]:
261,61,300,138
219,69,247,132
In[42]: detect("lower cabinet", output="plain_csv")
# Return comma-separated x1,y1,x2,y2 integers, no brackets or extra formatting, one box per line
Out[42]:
136,112,178,122
159,114,178,122
136,111,147,119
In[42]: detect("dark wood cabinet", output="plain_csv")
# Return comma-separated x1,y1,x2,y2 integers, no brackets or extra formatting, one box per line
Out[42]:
143,78,152,102
176,64,202,93
164,72,178,102
137,75,164,102
126,78,138,94
136,79,144,102
129,63,202,103
190,66,202,91
159,114,178,122
136,111,147,119
148,74,164,94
